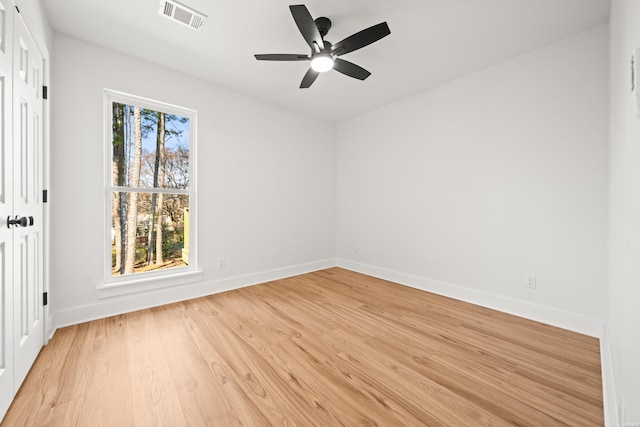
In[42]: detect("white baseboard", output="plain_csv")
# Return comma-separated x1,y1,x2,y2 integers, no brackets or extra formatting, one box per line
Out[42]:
53,259,336,329
45,313,56,342
600,324,620,427
337,258,603,337
53,258,603,337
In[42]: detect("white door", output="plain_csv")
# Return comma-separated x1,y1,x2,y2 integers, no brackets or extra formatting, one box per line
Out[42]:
0,0,15,418
0,4,44,419
12,9,43,392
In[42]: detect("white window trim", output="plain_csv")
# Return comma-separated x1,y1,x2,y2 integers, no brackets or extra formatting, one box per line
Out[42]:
101,89,199,298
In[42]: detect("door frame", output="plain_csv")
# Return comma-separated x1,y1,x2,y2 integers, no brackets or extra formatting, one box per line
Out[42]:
37,20,51,346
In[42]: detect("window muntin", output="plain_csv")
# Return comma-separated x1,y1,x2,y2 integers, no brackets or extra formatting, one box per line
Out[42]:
105,90,196,282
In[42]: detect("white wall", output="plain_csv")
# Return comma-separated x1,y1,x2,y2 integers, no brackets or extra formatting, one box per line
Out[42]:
337,26,609,332
608,0,640,423
50,34,336,325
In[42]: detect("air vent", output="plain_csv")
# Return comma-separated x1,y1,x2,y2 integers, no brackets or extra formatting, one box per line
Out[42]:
159,0,207,31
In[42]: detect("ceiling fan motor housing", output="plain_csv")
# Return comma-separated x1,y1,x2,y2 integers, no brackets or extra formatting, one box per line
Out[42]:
314,17,331,37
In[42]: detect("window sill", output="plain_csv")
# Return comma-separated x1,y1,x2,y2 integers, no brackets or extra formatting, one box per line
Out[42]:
97,269,203,299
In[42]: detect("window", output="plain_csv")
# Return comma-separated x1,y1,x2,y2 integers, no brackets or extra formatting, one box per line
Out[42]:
101,90,199,295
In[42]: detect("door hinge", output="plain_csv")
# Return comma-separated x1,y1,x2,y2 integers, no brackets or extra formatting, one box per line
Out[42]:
43,292,48,306
15,5,20,13
43,189,48,203
43,86,48,100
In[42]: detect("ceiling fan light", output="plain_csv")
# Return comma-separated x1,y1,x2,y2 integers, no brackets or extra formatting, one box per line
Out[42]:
310,53,334,72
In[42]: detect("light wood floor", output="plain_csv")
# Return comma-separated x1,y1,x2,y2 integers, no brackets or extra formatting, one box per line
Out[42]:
1,268,603,426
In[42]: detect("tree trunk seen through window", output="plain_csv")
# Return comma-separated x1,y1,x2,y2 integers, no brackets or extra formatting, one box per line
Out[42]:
124,106,143,274
112,103,126,275
147,111,166,265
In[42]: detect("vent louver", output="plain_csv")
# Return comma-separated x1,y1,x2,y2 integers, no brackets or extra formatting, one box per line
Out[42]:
159,0,207,31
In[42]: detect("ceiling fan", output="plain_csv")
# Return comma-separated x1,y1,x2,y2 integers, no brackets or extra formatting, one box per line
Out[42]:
255,4,391,89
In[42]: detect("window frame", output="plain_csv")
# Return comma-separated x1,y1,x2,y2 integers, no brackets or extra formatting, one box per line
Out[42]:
100,89,200,298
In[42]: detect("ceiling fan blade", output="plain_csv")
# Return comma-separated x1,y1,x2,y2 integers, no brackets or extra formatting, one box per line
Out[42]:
255,54,309,61
333,58,371,80
332,22,390,56
289,5,323,51
300,67,319,88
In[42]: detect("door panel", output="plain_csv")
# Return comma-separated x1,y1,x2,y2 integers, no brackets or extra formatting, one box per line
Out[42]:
12,12,43,391
0,4,45,420
0,0,12,418
17,235,26,339
18,100,26,203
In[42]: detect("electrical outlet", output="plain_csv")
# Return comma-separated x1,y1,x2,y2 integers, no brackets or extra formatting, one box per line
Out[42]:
354,246,360,255
218,257,226,269
525,274,537,289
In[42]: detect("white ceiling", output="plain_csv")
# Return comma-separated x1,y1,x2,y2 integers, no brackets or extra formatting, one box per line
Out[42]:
43,0,610,123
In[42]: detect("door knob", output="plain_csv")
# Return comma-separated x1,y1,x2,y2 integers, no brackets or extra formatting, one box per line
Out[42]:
6,215,32,228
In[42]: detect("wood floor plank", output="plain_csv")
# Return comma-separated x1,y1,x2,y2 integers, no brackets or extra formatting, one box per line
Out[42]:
125,309,173,390
158,313,239,426
31,398,84,427
271,337,400,426
131,380,188,427
125,309,188,426
322,328,513,427
77,316,134,427
360,302,603,408
1,268,604,426
35,321,96,407
190,298,334,426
